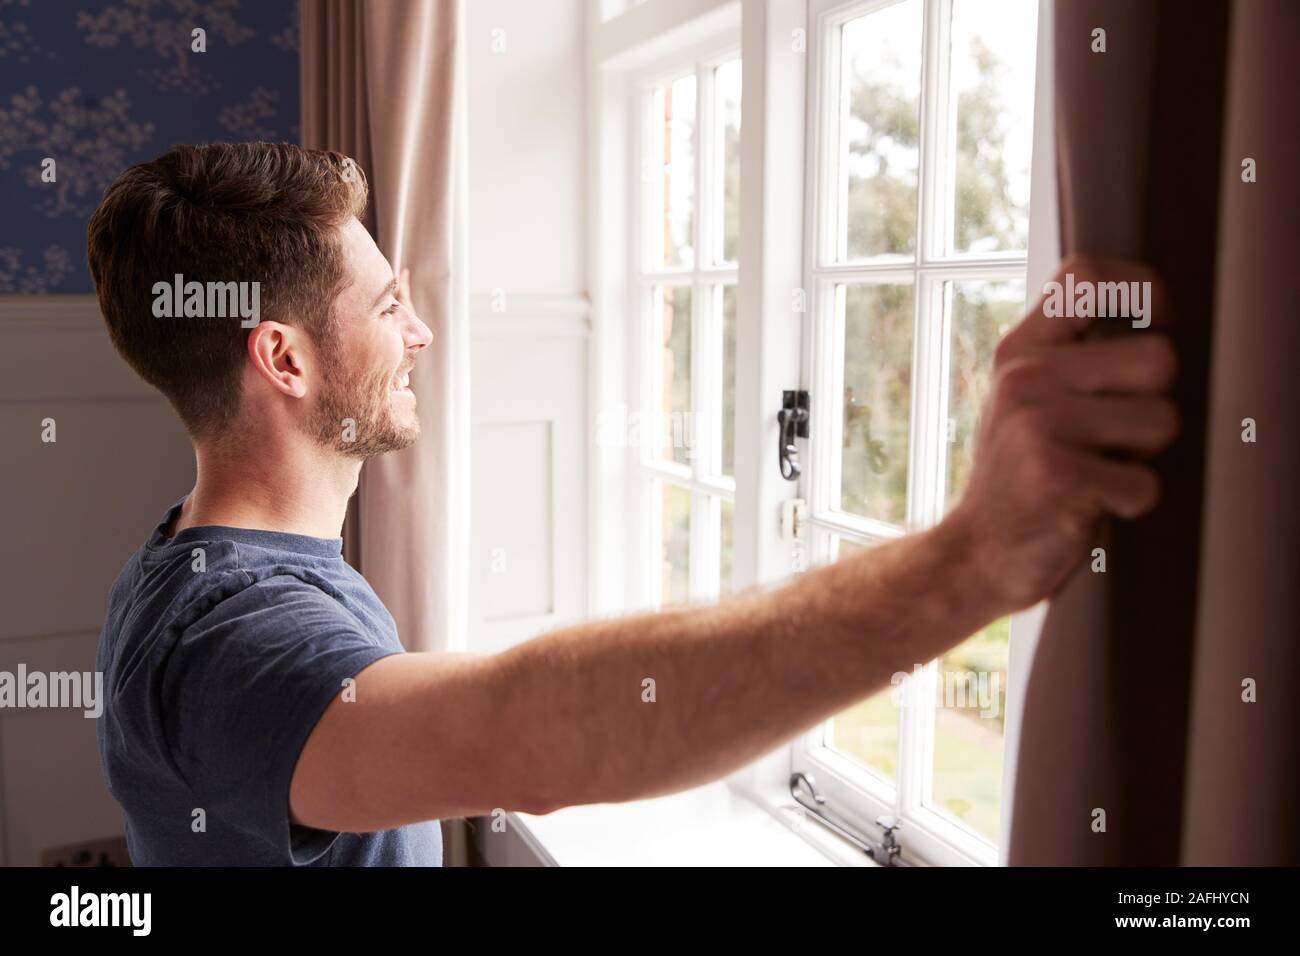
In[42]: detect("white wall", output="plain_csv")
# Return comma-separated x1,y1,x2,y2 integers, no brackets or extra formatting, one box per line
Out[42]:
466,0,587,297
0,296,197,865
465,0,592,654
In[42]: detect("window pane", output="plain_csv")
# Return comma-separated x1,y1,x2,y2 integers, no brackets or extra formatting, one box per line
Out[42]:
840,283,914,525
945,279,1023,511
715,58,742,265
930,616,1010,843
840,0,922,260
949,0,1038,254
657,285,694,465
659,482,691,606
653,75,697,269
826,538,899,783
721,284,736,476
720,497,734,596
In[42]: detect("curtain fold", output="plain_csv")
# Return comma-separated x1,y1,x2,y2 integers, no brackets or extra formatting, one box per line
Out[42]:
299,0,471,654
1181,0,1300,865
1009,0,1298,865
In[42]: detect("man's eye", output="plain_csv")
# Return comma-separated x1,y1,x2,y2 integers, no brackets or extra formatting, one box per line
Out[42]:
382,301,400,316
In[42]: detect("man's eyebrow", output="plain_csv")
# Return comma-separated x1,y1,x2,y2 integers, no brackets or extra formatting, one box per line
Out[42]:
370,276,399,311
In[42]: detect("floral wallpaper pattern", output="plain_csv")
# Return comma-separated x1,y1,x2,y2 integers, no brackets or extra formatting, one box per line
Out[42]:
0,0,300,293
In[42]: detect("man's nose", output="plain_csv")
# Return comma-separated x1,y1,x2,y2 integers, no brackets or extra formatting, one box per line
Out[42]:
405,311,434,351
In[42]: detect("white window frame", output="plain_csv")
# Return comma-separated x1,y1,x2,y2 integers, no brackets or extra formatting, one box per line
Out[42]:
791,0,1040,868
631,39,743,609
588,0,1053,868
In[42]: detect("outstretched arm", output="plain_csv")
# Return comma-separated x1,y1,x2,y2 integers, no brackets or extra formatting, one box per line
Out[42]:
290,255,1177,832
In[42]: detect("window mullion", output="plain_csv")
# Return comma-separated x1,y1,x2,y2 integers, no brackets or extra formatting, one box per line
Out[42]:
646,88,663,274
827,281,848,518
832,22,849,265
645,284,665,608
692,490,721,602
688,61,708,601
688,278,706,600
895,0,950,827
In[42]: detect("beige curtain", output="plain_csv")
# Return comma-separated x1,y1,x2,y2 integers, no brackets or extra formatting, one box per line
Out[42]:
1009,0,1298,865
299,0,471,654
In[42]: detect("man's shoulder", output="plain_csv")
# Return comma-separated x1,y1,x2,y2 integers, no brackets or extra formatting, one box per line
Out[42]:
105,537,363,656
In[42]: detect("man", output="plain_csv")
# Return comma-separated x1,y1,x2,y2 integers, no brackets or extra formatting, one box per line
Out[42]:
89,142,1177,866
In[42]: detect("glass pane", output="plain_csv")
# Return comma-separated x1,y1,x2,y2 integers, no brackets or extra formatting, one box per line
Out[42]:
840,0,922,260
715,58,742,265
720,498,734,597
840,283,914,525
945,279,1024,511
721,284,736,476
827,538,899,783
659,482,691,606
657,285,694,465
930,616,1010,843
950,0,1038,253
652,74,697,269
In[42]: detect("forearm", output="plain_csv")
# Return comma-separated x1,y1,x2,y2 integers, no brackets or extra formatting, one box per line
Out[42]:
490,516,1002,813
294,256,1177,833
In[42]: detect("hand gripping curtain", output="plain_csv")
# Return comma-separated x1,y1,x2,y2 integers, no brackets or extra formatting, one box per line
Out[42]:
1009,0,1298,865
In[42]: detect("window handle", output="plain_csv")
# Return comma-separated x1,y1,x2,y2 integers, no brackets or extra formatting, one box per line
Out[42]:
789,772,912,866
778,390,810,481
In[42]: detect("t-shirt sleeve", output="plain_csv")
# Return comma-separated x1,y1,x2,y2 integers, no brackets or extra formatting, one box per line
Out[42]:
162,571,402,865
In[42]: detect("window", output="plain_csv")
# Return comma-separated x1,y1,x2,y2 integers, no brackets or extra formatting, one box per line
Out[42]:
635,48,742,608
795,0,1039,865
596,0,1043,867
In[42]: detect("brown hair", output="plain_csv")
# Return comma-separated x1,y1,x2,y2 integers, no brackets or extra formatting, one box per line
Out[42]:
87,142,368,440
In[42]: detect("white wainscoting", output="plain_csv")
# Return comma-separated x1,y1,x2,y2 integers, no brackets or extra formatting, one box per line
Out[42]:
468,295,592,655
0,292,595,863
0,294,197,865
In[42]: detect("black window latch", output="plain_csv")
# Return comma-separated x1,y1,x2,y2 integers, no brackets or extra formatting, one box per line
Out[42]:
778,390,810,481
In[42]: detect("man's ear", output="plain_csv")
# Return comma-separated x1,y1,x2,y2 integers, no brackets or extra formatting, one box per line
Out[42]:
246,322,308,398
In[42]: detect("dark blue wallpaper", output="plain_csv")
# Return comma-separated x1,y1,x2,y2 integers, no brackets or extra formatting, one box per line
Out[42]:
0,0,300,293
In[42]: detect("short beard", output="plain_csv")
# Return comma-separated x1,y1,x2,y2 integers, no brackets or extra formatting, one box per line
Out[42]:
306,343,420,459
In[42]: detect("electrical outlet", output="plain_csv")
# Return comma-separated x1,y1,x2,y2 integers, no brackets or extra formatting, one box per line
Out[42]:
40,835,132,867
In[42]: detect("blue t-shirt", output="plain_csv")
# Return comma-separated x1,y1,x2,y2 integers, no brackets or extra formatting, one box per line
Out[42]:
95,498,442,866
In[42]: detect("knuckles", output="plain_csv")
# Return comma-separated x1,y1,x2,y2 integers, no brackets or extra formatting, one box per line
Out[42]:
993,358,1051,410
1059,253,1105,290
1056,506,1094,547
992,332,1019,370
1002,411,1067,493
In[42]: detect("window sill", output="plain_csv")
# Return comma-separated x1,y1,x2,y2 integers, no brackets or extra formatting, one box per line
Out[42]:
507,781,879,867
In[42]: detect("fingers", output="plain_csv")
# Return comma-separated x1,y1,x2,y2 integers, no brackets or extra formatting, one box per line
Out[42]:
991,334,1177,411
1074,453,1161,520
1026,396,1179,455
992,416,1165,523
996,254,1170,363
983,326,1179,523
1033,334,1177,395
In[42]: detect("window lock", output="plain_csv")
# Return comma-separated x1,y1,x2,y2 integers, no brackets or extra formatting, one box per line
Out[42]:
778,390,810,481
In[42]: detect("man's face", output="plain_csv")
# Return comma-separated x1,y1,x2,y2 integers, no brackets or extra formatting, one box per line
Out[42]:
305,217,433,458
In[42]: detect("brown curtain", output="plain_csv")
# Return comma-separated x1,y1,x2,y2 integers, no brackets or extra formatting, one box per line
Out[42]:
299,0,470,654
1009,0,1299,865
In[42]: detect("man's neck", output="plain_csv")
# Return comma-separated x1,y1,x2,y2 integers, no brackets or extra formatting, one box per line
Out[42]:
170,436,362,541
